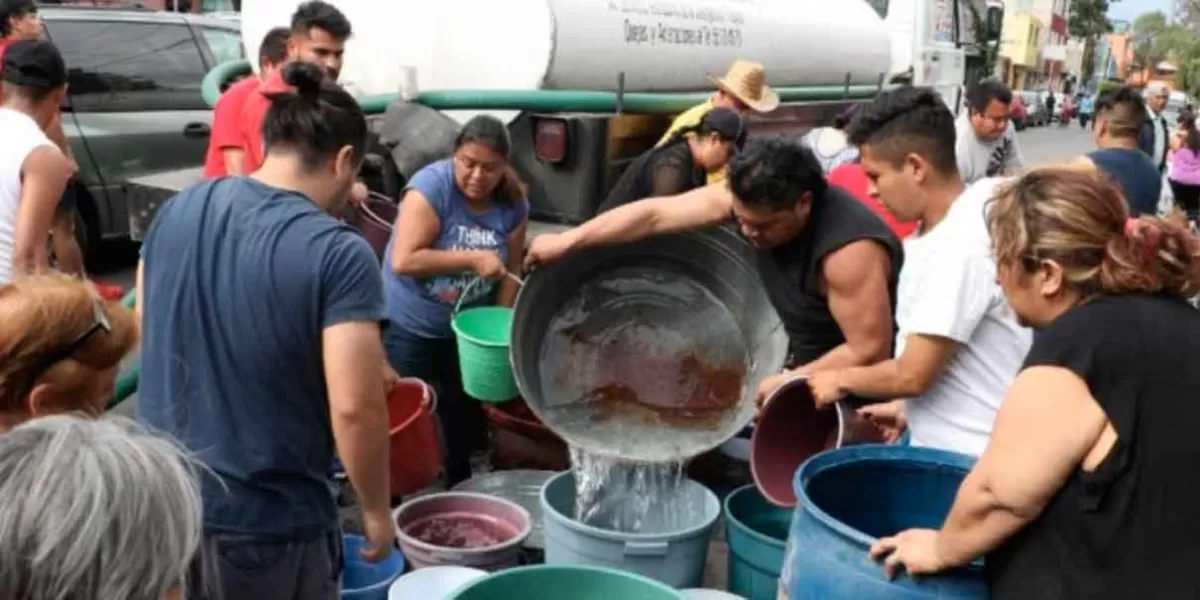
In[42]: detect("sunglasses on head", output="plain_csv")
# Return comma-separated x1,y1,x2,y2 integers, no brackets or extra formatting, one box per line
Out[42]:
18,297,111,399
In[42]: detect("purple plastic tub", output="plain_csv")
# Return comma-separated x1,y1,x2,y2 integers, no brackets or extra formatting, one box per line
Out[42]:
393,492,532,571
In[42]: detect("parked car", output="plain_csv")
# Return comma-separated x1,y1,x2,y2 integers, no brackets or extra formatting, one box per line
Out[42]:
40,5,242,259
1018,91,1049,127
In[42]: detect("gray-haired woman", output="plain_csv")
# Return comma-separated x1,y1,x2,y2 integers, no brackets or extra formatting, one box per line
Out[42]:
0,415,203,600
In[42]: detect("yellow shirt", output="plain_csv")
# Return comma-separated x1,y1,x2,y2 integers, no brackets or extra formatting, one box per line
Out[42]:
656,99,728,185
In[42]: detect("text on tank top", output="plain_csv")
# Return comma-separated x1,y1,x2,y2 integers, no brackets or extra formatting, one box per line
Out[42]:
754,186,903,365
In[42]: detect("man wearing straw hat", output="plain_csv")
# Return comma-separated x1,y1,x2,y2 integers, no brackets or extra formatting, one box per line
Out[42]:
657,59,780,184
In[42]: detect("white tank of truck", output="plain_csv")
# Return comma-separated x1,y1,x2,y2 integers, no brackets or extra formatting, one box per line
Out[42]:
240,0,892,97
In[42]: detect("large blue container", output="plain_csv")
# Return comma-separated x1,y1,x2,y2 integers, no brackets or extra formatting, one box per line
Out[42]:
781,445,986,599
341,534,405,600
724,485,789,600
540,471,721,588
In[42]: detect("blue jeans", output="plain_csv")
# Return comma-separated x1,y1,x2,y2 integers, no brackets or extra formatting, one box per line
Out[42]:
383,324,485,486
188,531,342,600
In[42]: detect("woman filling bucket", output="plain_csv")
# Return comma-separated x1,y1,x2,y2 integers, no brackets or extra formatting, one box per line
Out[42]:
383,115,530,486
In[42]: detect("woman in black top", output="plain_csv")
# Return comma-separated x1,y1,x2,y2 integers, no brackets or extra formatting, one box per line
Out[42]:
868,166,1200,599
597,107,743,213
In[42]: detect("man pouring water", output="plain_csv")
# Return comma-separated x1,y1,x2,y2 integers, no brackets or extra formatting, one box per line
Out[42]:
525,137,903,401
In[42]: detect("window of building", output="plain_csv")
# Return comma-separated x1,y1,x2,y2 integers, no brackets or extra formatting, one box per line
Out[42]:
45,20,208,112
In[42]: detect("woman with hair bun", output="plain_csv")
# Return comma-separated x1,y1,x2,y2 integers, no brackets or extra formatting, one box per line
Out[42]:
869,166,1200,599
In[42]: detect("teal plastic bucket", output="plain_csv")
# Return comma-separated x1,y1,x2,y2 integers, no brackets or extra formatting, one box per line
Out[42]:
448,565,683,600
450,278,518,403
724,485,789,600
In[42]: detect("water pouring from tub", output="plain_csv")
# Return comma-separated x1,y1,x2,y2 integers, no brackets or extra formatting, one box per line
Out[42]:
511,226,789,583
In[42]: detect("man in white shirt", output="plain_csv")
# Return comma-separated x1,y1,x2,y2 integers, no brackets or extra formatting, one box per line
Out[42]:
0,39,73,282
806,86,1033,457
955,79,1025,184
1138,81,1170,174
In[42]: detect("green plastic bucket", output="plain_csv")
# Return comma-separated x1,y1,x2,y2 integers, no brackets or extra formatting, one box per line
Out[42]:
448,565,683,600
451,277,518,403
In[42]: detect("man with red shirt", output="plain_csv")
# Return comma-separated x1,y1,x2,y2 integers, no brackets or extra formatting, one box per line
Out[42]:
202,27,289,179
238,1,351,174
829,162,918,240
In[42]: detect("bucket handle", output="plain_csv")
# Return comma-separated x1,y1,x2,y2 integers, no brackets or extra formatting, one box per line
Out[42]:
623,540,669,557
358,191,396,230
452,273,526,316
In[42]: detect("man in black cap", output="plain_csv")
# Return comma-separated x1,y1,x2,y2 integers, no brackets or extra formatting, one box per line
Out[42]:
0,38,74,282
597,107,744,213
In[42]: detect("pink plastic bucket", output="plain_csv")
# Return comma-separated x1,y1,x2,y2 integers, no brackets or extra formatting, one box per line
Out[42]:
750,377,884,508
392,492,532,571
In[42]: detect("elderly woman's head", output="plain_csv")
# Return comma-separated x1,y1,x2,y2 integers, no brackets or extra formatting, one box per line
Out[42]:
987,167,1200,328
0,415,203,599
452,115,525,204
0,275,137,429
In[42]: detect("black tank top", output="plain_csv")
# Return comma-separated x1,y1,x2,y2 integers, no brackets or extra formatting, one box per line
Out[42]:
986,294,1200,599
755,185,903,366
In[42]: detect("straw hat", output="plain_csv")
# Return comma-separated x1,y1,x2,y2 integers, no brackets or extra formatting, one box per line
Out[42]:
708,59,779,113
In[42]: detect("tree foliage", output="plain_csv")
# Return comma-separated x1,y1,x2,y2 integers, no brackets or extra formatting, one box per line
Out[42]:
1069,0,1118,85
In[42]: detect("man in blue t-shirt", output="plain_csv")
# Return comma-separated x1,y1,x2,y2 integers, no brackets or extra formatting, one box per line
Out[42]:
136,103,394,597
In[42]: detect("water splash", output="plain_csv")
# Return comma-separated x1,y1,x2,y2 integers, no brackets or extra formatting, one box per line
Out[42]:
570,446,698,534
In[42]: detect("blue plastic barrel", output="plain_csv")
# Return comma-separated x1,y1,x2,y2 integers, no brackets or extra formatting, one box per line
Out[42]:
342,534,405,599
781,445,986,599
724,485,789,600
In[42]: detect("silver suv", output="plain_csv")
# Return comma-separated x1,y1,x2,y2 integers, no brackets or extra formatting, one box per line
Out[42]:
42,5,242,258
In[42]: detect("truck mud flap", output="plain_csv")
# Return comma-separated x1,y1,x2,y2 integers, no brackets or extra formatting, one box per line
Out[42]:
377,101,460,180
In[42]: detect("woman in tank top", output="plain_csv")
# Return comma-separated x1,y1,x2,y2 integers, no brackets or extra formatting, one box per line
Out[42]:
597,108,742,214
869,166,1200,599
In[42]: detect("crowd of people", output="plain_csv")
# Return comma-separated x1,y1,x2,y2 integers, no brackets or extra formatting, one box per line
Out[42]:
1,0,1200,597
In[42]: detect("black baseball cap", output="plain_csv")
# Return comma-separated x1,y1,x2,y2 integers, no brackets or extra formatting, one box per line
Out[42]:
701,107,745,142
2,39,66,90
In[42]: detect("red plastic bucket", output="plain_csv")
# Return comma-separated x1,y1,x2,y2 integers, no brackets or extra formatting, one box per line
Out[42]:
352,192,398,260
750,377,884,508
483,398,569,471
389,378,442,499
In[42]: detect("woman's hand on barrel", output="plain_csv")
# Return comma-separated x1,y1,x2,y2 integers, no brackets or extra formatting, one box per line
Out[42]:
806,370,846,409
868,528,950,580
359,506,398,563
472,250,508,281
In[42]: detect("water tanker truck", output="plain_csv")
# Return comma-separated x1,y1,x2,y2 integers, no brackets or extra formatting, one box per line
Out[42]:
113,0,1003,410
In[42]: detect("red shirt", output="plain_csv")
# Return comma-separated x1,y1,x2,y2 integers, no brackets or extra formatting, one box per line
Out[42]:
237,70,291,174
827,163,918,240
0,38,12,104
202,76,260,179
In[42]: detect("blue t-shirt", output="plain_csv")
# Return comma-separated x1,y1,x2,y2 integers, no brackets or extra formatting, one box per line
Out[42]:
137,177,386,539
1088,148,1163,216
383,159,529,338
